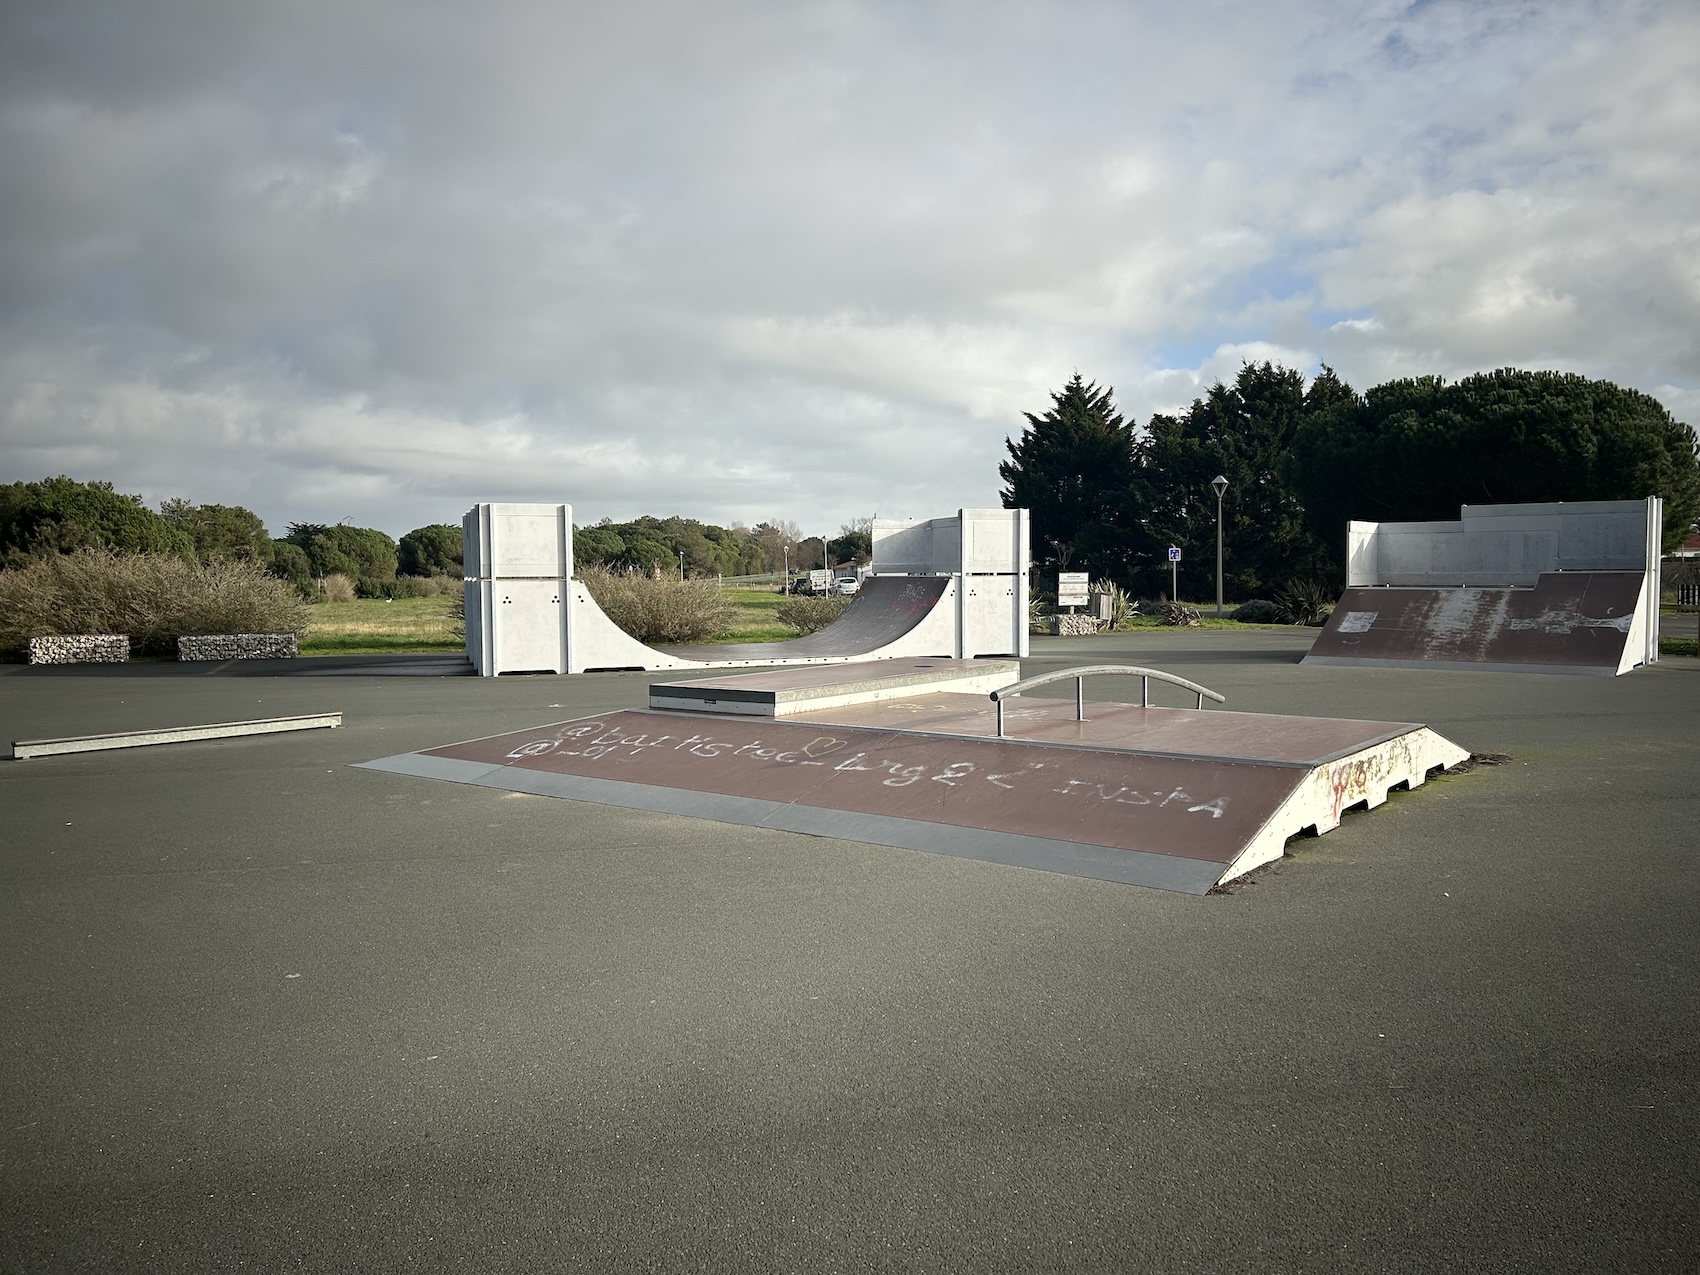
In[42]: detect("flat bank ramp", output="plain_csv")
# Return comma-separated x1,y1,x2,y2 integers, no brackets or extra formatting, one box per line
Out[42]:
358,698,1466,894
1304,571,1648,675
656,575,953,665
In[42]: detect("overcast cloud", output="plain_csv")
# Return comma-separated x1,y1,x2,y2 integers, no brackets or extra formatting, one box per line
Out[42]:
1,0,1695,538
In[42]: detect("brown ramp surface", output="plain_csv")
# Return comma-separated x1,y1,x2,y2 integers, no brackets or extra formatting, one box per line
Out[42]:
656,575,951,663
357,703,1464,894
1304,571,1645,674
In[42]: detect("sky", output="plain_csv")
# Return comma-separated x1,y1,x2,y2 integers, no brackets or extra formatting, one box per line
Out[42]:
1,0,1696,540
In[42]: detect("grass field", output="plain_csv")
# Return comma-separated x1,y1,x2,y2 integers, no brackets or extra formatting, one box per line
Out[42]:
711,587,792,643
300,595,462,655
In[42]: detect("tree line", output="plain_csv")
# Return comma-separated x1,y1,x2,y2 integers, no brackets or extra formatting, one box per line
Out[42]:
1002,365,1700,601
0,478,874,597
573,516,871,578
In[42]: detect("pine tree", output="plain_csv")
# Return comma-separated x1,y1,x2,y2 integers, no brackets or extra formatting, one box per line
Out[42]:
999,374,1139,576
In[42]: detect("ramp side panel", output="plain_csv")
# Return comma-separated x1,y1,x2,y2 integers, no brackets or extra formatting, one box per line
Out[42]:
415,711,1306,868
1304,572,1645,673
1219,727,1470,885
567,583,704,672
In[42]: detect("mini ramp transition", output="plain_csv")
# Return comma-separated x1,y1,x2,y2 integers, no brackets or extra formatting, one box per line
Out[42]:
462,504,1030,675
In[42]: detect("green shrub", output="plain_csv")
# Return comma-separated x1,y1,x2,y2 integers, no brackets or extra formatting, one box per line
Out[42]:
358,576,429,600
1160,602,1202,627
0,550,311,657
1274,579,1335,626
270,541,313,586
1231,599,1280,623
578,565,735,643
775,594,852,635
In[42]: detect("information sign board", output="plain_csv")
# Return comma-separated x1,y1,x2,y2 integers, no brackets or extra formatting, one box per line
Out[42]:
1168,547,1182,562
1058,571,1089,606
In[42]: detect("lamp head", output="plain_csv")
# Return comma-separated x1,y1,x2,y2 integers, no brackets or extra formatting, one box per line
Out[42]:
1210,474,1229,499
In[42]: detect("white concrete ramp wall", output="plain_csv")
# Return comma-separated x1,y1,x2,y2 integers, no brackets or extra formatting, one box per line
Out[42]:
1347,498,1662,588
872,508,1030,659
463,503,573,676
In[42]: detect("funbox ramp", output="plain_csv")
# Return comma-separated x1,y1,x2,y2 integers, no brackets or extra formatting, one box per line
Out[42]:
358,661,1468,894
1304,571,1650,676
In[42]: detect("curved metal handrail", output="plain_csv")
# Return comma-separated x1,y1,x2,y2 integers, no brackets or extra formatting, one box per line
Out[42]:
988,664,1225,738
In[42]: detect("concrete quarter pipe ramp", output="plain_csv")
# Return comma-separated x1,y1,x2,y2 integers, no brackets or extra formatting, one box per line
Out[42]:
359,664,1467,894
1310,498,1663,675
1305,572,1650,675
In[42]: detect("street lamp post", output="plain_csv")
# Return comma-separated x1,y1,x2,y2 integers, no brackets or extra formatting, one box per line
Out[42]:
1211,475,1229,618
678,550,685,581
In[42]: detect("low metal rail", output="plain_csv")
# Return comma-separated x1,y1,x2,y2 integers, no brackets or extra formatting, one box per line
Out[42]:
988,665,1225,738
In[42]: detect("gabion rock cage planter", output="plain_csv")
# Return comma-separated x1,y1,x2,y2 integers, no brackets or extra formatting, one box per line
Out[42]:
28,635,130,664
1045,614,1100,637
176,634,299,661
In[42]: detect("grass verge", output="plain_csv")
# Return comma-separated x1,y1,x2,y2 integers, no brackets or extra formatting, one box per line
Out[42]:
299,596,462,655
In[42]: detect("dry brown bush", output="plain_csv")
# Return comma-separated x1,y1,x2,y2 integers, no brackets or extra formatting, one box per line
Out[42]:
318,573,357,603
0,550,311,657
577,565,735,643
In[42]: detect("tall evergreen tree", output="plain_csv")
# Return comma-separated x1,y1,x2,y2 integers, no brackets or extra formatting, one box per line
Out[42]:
1000,374,1140,577
1286,368,1700,554
1137,363,1334,598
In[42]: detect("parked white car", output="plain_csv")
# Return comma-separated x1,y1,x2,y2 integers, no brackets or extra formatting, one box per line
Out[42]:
834,576,860,596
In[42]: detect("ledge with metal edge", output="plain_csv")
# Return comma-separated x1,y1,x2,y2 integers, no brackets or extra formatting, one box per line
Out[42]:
989,665,1225,737
12,712,343,760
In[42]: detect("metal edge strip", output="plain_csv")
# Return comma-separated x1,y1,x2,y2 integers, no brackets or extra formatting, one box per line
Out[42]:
14,712,343,760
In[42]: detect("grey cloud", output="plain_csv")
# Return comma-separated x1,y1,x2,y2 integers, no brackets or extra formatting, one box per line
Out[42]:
0,0,1693,538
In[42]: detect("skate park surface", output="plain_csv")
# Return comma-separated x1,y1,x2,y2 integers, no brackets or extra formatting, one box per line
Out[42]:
2,630,1696,1271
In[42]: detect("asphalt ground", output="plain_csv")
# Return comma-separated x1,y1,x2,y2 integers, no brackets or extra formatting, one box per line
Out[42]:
1,633,1695,1273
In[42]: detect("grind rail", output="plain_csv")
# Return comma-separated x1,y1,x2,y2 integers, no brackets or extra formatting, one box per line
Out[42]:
989,665,1225,738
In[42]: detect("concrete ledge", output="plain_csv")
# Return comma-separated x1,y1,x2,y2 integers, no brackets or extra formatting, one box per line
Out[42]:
650,658,1020,717
28,635,129,665
177,633,299,661
13,711,341,760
